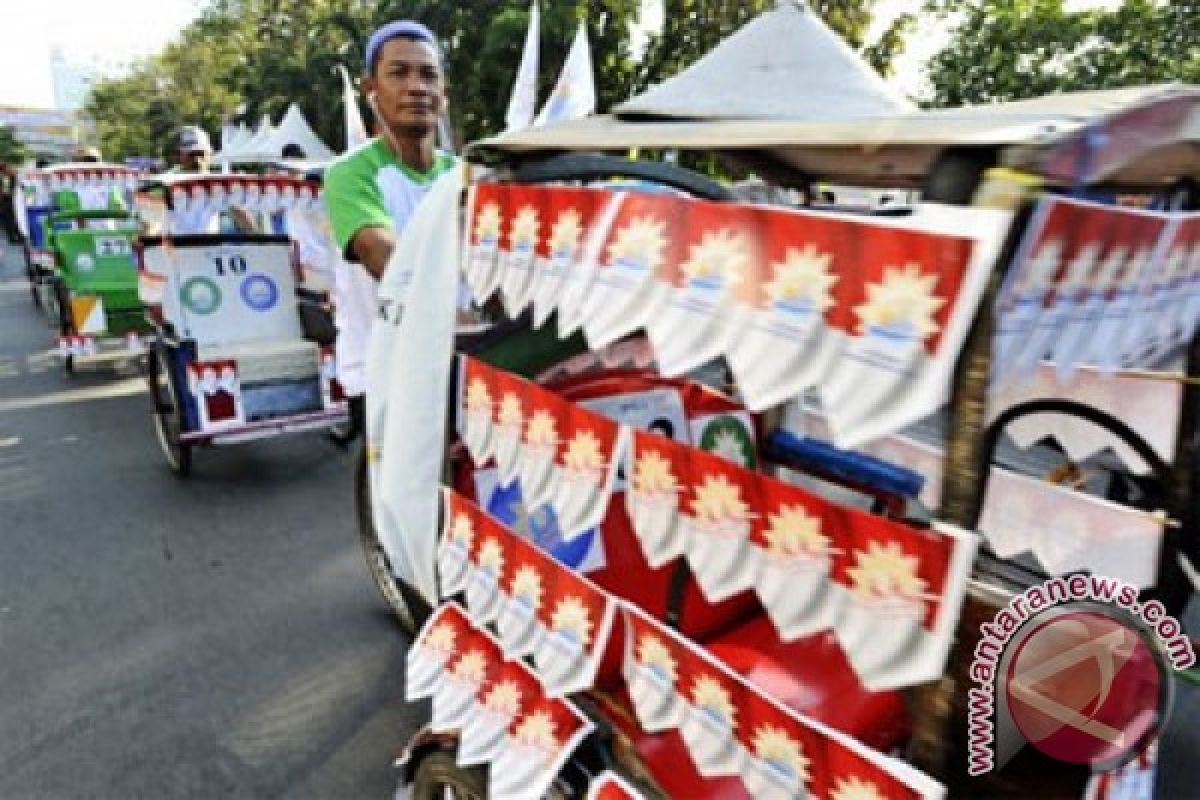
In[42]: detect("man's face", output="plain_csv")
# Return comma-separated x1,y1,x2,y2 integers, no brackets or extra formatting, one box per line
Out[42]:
179,150,209,172
364,37,446,140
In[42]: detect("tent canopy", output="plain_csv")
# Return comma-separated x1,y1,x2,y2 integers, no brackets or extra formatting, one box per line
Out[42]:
615,0,912,121
216,105,334,165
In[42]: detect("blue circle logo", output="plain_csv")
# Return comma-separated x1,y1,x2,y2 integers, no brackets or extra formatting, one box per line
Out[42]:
240,274,279,311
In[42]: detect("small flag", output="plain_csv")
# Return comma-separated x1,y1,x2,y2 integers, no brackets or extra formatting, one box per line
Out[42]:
505,2,540,132
534,21,595,127
338,65,369,152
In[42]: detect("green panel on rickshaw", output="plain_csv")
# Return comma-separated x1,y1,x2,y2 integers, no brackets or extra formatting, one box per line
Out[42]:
472,323,589,379
54,229,149,335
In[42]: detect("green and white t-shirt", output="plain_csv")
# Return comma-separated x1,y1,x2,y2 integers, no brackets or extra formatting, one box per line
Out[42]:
323,139,456,395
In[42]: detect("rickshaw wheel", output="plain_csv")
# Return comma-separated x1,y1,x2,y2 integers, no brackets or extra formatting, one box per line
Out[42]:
409,751,487,800
355,445,417,632
148,344,192,477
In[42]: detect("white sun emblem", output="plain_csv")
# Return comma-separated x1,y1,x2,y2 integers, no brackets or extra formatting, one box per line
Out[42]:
764,243,836,312
709,429,749,466
854,263,945,339
680,228,749,289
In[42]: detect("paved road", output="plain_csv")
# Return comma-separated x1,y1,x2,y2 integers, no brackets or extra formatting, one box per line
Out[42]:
0,241,419,798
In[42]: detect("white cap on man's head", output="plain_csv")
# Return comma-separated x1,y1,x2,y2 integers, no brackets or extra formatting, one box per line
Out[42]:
176,126,213,154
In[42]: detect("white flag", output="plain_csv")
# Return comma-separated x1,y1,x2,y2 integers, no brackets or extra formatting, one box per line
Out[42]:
338,64,369,152
534,21,595,127
505,2,540,132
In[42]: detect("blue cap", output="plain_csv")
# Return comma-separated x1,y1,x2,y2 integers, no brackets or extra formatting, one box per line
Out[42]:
365,20,438,73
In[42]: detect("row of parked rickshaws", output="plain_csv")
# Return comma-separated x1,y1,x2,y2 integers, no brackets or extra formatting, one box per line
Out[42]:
363,82,1200,800
11,164,348,476
10,75,1200,800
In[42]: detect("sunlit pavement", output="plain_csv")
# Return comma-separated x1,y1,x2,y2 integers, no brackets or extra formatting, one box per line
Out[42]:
0,241,419,798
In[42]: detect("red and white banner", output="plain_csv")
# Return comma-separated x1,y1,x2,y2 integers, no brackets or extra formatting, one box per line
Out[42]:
580,191,682,349
549,398,628,541
643,199,757,376
1136,213,1200,363
462,182,507,304
531,187,601,329
626,425,975,690
459,355,497,466
187,359,245,431
515,381,573,510
994,197,1176,383
621,604,945,799
491,368,531,488
407,602,596,799
498,184,544,317
463,183,1009,448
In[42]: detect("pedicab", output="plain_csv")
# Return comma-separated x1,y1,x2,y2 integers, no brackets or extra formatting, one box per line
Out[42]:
134,173,349,476
361,10,1198,797
15,164,142,326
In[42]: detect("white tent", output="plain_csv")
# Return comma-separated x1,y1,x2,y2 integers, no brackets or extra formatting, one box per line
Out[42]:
216,105,334,165
615,0,912,121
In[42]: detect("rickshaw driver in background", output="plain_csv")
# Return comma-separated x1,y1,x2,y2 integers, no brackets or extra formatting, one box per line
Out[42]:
173,126,214,173
324,20,457,436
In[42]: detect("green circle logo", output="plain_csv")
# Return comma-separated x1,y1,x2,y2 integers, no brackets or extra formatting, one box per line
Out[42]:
181,276,222,315
699,414,756,468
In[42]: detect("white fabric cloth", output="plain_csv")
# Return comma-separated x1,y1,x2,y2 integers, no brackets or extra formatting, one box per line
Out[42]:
367,168,463,603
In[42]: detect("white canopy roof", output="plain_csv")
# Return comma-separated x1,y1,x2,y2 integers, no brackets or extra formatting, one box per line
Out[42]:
473,84,1200,188
615,0,912,121
216,105,334,165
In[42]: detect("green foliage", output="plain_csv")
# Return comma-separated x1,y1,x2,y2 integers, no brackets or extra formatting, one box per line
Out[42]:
84,0,910,161
0,125,31,166
924,0,1200,107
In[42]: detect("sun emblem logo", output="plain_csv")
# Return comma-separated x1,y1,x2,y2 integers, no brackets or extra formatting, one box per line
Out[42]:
451,649,489,683
764,244,836,312
752,725,810,782
525,409,558,447
449,513,474,547
1058,242,1104,295
510,565,544,607
854,263,945,339
708,429,749,466
691,475,750,525
633,450,678,496
474,202,502,243
681,228,749,289
763,504,829,558
498,392,523,427
550,596,593,644
691,675,735,726
478,537,505,573
510,206,540,250
424,622,458,654
466,378,491,414
549,209,584,258
830,776,886,800
607,215,668,274
482,680,522,715
564,430,605,473
847,540,927,601
636,634,677,683
514,709,559,751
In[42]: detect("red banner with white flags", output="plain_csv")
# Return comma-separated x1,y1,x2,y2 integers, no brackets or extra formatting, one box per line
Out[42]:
467,184,1010,449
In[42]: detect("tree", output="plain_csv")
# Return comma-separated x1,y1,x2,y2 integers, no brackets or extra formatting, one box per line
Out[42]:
923,0,1200,107
0,125,30,167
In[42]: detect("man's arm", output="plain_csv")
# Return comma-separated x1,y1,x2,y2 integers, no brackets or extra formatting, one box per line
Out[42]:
349,225,397,280
325,155,394,278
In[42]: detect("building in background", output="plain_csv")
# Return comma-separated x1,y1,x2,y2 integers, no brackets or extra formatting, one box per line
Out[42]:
0,105,88,162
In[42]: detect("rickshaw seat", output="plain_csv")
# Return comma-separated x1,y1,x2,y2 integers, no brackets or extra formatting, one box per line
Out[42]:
197,338,320,383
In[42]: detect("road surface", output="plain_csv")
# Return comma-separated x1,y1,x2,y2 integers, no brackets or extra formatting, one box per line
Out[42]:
0,241,419,798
